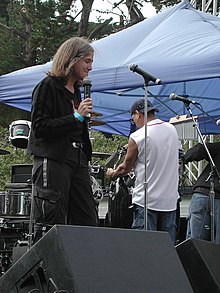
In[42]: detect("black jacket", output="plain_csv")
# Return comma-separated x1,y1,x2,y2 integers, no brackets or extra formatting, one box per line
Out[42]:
27,76,92,162
184,142,220,198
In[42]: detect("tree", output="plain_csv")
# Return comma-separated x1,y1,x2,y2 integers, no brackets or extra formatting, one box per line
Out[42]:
0,0,174,75
0,125,33,191
0,1,122,74
78,0,94,36
0,0,181,75
0,0,81,72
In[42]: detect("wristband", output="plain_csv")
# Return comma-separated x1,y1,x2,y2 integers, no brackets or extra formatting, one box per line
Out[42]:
74,112,84,122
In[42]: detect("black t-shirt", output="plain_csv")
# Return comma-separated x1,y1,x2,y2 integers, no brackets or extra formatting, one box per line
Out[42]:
184,142,220,198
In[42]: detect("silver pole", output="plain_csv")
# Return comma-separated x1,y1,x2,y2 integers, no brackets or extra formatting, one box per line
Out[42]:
143,82,148,230
28,184,35,249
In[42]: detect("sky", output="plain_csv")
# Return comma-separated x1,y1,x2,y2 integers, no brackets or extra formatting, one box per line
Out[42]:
74,0,157,22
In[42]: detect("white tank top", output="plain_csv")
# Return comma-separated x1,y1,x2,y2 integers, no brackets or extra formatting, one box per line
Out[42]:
130,119,179,211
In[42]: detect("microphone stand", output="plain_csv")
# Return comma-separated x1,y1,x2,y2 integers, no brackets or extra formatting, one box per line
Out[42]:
184,103,220,242
129,66,162,230
143,77,150,231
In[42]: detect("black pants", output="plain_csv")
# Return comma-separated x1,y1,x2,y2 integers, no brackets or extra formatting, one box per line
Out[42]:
32,147,98,243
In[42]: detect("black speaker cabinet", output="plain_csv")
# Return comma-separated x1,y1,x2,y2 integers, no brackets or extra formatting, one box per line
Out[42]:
11,164,33,183
176,238,220,293
0,225,193,293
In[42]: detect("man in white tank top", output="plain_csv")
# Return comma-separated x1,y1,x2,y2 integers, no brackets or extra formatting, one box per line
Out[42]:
106,98,179,244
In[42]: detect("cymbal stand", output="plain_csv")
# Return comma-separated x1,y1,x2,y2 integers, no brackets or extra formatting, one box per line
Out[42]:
27,184,35,249
184,103,220,243
108,147,127,199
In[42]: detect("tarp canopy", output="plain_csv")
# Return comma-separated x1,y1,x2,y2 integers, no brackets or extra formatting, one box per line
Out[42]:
1,0,220,137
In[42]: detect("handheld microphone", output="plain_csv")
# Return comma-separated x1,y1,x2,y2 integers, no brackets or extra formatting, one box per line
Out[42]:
82,76,92,119
216,119,220,126
129,64,162,85
169,93,199,105
83,76,92,98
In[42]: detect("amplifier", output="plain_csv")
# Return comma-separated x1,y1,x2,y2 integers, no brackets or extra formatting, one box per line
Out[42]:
11,164,33,183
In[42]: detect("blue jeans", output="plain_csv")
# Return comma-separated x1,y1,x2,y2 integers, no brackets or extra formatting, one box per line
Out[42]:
132,204,177,244
187,193,220,244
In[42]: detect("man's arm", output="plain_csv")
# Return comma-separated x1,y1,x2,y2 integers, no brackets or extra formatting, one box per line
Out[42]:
184,143,206,164
184,142,220,164
106,138,138,180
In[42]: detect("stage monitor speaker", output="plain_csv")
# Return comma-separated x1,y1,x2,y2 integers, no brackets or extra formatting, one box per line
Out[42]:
176,238,220,293
0,225,193,293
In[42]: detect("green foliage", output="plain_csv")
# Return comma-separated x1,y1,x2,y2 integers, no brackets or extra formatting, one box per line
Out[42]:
150,0,180,12
0,104,32,192
91,130,128,154
0,0,77,73
0,126,33,191
0,104,30,128
0,19,23,74
0,0,119,74
91,130,128,167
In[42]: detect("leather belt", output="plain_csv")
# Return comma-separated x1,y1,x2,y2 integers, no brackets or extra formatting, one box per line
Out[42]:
72,142,83,149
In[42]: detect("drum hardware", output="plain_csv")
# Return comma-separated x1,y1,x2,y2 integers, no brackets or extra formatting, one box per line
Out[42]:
0,237,6,251
106,175,134,229
1,218,29,229
90,176,103,202
0,149,10,155
0,217,5,227
89,119,106,126
5,182,32,189
0,251,11,276
108,180,118,201
0,189,31,218
124,172,135,188
90,161,105,188
90,111,103,118
12,240,28,264
9,120,31,149
105,146,127,169
10,164,33,185
0,192,9,216
92,152,111,159
89,163,104,202
0,218,30,275
90,164,100,175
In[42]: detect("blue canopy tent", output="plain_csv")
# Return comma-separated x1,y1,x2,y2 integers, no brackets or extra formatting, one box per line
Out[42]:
0,0,220,136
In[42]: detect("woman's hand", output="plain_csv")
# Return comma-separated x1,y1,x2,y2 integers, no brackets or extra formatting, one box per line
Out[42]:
77,98,93,117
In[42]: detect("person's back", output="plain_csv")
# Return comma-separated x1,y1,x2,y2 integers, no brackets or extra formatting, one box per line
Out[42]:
131,118,179,211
